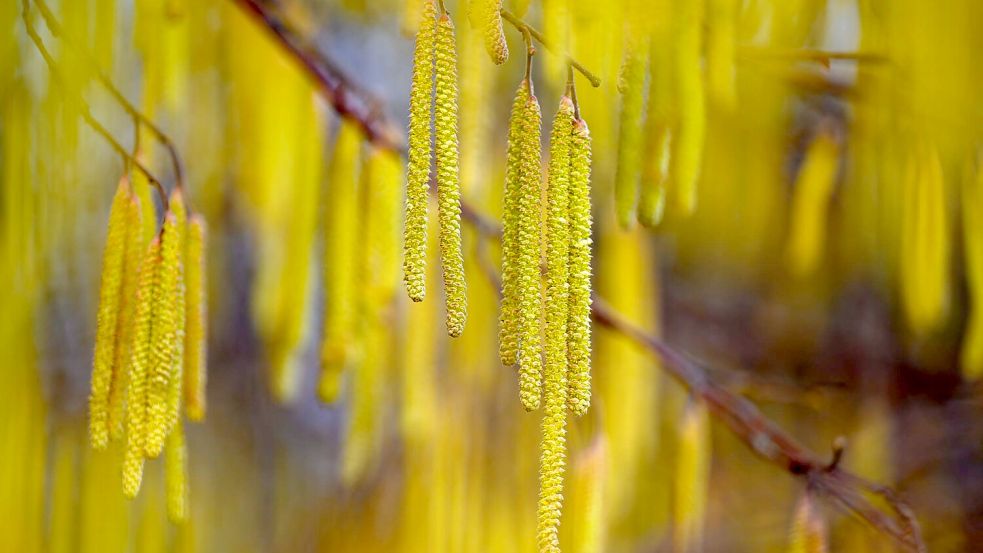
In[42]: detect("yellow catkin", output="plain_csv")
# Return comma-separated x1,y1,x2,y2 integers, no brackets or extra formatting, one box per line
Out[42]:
146,193,187,459
403,0,437,303
706,0,738,110
614,44,648,229
638,5,673,228
435,13,467,338
184,214,207,420
90,176,131,450
672,0,706,215
319,120,362,403
107,193,146,442
962,160,983,379
123,238,161,498
537,96,575,553
672,400,711,553
470,0,508,64
786,131,839,277
165,422,189,523
788,492,828,553
566,117,593,416
499,81,530,367
517,87,544,412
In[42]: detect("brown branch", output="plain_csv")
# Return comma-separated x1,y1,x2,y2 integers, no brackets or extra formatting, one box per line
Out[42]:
32,0,186,192
499,8,601,88
226,1,924,551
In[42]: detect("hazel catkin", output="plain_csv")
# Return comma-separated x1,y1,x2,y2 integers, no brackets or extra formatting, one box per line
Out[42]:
470,0,508,65
165,422,189,523
517,87,544,412
90,176,132,450
435,13,467,338
566,117,593,416
184,215,207,420
614,45,648,229
499,81,530,367
403,0,437,303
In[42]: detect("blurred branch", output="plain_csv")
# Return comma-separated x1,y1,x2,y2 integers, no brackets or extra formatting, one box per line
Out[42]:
30,0,186,192
227,1,925,551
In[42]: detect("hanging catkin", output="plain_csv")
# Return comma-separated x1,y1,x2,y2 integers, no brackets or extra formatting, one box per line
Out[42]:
788,492,828,553
183,215,207,420
319,120,362,403
537,96,575,553
962,159,983,379
146,192,187,458
517,85,544,412
165,422,189,523
566,117,593,416
673,400,711,553
107,194,147,441
638,7,673,228
672,0,706,215
435,13,467,338
123,237,161,498
469,0,508,65
90,177,131,450
499,81,530,367
403,0,437,303
786,130,839,277
614,44,648,229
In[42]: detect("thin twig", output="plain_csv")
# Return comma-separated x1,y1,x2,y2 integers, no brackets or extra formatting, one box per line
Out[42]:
226,2,924,550
500,8,601,88
21,2,169,211
32,0,186,192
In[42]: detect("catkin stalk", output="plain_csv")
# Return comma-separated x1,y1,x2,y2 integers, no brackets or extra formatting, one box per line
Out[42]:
91,177,131,450
499,82,530,367
566,118,593,416
183,215,207,420
123,237,161,498
517,88,544,412
435,13,467,338
145,193,187,459
614,45,648,229
403,0,438,303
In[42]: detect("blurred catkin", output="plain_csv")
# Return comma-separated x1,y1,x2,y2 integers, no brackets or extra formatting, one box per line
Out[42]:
788,492,827,553
673,400,710,553
320,120,362,403
786,131,839,277
435,14,467,338
146,194,187,459
165,422,188,523
470,0,508,64
183,215,207,420
962,159,983,379
566,118,593,416
404,0,437,303
90,177,131,450
517,89,544,412
614,45,648,229
671,0,706,215
123,237,161,498
638,5,673,228
499,81,530,367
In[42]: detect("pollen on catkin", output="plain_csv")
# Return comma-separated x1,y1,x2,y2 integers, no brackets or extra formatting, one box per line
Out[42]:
499,81,530,367
546,96,574,412
123,237,161,498
107,194,146,442
614,44,648,229
470,0,508,65
146,194,187,459
319,120,362,403
435,13,467,338
165,422,189,523
184,215,207,421
90,176,132,450
403,0,437,303
566,117,593,416
517,88,544,412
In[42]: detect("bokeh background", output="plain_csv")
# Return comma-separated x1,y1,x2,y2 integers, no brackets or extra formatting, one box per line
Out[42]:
2,0,982,551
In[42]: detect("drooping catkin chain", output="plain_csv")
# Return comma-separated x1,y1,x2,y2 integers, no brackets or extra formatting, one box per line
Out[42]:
107,193,147,442
90,177,132,450
537,95,575,553
403,0,437,303
183,215,207,421
566,116,593,416
146,192,187,458
319,120,362,403
517,85,545,412
614,43,648,229
123,237,161,498
498,81,530,367
435,13,467,338
469,0,508,65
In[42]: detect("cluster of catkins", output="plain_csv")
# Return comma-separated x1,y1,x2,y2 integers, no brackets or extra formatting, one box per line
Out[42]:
404,0,467,337
90,175,207,523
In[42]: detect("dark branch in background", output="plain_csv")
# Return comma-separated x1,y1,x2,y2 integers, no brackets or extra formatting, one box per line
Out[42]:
229,1,924,550
21,1,170,211
31,0,186,192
